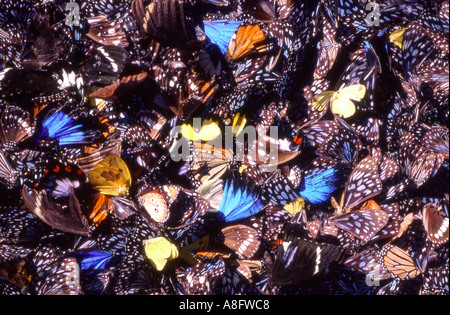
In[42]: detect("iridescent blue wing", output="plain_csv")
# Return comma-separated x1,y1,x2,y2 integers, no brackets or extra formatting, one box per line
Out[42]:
69,250,115,271
204,20,243,55
298,168,340,205
38,111,87,146
217,177,265,223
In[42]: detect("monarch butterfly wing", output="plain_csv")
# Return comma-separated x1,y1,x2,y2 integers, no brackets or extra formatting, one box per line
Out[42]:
226,24,269,61
379,245,421,280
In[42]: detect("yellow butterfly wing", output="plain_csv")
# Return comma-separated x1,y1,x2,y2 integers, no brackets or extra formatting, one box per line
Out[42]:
88,154,131,197
284,197,305,217
337,84,366,101
330,96,357,118
181,119,221,142
232,112,247,137
389,28,406,49
312,91,335,111
330,84,366,118
144,237,179,271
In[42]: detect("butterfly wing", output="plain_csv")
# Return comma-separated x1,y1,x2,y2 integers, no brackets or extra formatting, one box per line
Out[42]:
204,20,243,55
312,91,334,111
422,203,449,246
221,224,260,259
298,168,340,205
88,154,132,196
338,84,367,102
217,178,265,223
378,245,421,280
341,156,383,211
21,187,90,236
37,258,82,295
226,23,269,61
330,84,366,118
271,238,342,285
331,209,389,243
144,237,179,271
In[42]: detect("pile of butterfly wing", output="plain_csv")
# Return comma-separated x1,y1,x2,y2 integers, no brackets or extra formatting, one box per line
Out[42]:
0,0,448,295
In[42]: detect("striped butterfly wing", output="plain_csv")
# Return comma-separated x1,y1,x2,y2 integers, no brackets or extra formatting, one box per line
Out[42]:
271,238,342,286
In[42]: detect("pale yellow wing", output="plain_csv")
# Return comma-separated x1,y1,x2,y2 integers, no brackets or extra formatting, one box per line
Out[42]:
312,91,335,111
330,96,357,118
337,84,366,101
144,237,179,271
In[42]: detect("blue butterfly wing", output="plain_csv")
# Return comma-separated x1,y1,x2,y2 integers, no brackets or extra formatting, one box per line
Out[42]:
218,179,264,223
298,168,339,204
72,250,114,271
204,20,243,55
40,112,86,145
